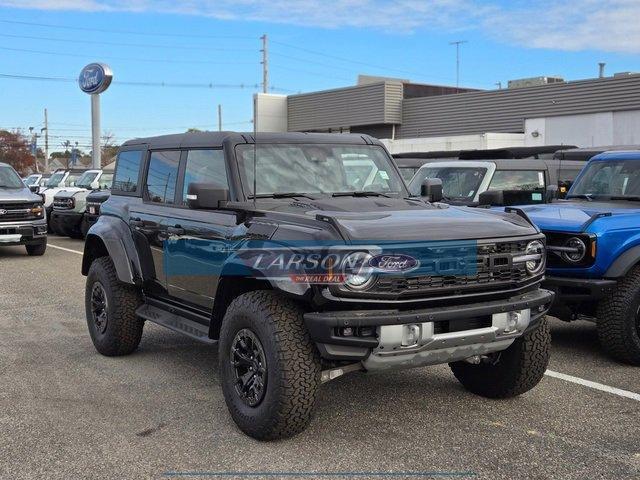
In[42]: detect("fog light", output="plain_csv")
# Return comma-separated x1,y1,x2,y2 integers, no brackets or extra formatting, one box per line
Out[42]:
505,312,520,333
402,324,421,346
340,327,354,337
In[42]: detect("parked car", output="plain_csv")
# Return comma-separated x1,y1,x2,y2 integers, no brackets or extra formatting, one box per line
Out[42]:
393,145,575,184
82,131,553,440
518,150,640,364
40,169,86,225
51,170,113,238
407,158,586,206
0,162,47,255
80,188,111,237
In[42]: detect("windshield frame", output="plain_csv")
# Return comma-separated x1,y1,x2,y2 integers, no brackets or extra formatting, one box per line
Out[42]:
45,172,66,188
408,161,494,199
234,143,409,199
0,165,25,189
568,158,640,200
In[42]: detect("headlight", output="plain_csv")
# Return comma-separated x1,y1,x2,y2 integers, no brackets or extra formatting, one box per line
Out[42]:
30,205,44,217
524,240,545,276
561,237,587,263
342,252,375,290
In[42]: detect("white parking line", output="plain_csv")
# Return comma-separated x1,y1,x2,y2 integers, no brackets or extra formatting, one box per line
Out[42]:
545,369,640,402
48,243,83,255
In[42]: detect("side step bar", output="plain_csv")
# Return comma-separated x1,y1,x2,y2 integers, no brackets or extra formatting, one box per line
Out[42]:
136,303,217,345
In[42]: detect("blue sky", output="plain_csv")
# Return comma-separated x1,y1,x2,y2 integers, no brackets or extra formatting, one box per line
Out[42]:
1,0,640,153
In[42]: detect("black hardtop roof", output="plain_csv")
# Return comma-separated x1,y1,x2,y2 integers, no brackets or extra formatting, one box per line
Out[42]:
554,145,640,161
458,145,575,160
393,150,460,159
415,157,586,170
121,131,381,149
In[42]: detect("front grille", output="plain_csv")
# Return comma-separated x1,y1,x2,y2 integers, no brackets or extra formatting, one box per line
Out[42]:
53,198,74,210
0,203,38,222
353,239,533,300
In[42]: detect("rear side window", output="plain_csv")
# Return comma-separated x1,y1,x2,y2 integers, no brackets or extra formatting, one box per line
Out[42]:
146,150,181,204
489,170,545,191
113,150,143,193
181,149,227,205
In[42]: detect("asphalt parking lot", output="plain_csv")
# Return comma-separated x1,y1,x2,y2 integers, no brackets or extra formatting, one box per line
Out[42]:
1,236,640,480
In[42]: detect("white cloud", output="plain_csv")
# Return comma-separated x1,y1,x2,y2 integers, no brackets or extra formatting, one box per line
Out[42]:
2,0,640,53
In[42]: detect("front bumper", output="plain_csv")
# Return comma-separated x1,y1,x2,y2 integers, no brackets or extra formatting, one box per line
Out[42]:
51,210,83,233
0,219,47,246
304,288,554,369
543,276,617,303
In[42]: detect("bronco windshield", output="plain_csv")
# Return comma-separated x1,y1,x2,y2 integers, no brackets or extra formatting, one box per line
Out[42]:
235,144,406,197
408,165,487,199
0,165,24,188
569,159,640,199
45,172,65,187
76,171,99,189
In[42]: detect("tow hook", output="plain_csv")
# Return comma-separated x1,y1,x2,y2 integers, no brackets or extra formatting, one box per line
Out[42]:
464,355,482,365
320,362,363,384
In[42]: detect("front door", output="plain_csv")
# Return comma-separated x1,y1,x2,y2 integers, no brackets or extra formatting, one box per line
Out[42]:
163,149,236,310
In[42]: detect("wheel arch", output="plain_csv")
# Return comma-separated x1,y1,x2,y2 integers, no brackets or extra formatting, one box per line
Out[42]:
604,244,640,279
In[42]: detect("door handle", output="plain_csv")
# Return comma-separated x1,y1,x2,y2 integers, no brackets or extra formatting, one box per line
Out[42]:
167,225,185,235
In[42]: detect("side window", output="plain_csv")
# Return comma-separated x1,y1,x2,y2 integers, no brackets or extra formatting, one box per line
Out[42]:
146,150,181,204
99,173,113,189
113,150,143,193
489,170,545,191
182,149,228,205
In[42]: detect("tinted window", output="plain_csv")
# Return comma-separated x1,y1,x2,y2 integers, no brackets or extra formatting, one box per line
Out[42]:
99,173,113,189
113,150,143,193
182,149,227,204
146,150,180,204
489,170,545,191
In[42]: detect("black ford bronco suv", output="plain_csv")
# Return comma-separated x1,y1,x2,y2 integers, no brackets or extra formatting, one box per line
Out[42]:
81,132,554,440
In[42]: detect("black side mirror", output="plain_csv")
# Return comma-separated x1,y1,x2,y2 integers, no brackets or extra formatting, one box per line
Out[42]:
187,182,229,209
478,190,504,206
29,185,40,194
545,185,559,202
420,178,443,202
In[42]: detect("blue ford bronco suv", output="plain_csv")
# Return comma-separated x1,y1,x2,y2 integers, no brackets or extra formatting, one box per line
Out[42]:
519,151,640,364
81,132,553,439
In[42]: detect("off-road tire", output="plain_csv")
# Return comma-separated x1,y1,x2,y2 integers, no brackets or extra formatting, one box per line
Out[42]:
85,256,144,356
449,317,551,398
219,290,321,440
596,266,640,365
25,240,47,256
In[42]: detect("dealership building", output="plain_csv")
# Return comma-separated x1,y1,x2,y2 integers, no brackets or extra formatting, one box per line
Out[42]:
255,73,640,153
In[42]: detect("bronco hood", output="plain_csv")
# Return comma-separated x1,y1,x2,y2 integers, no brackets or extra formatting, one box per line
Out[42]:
519,200,640,233
248,197,537,242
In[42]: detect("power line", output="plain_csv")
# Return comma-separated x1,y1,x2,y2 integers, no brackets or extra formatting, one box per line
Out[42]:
0,32,256,52
0,73,293,93
0,46,256,66
0,19,255,40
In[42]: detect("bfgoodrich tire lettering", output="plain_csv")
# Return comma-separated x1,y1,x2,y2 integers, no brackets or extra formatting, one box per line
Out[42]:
219,290,321,440
597,265,640,365
449,317,551,398
85,256,144,356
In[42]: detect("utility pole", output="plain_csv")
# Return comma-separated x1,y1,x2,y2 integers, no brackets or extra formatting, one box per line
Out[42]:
42,108,49,172
218,104,222,131
449,40,468,91
260,34,268,93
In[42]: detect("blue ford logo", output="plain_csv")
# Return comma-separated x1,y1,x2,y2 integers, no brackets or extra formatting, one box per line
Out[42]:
369,254,419,272
78,63,113,94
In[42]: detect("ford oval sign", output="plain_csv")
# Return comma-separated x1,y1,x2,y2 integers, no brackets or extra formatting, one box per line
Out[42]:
369,254,419,273
78,63,113,95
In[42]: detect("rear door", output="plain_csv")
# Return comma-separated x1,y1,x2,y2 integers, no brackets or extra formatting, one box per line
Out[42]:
163,148,237,310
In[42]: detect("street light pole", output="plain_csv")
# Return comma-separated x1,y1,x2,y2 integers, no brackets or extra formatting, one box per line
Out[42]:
91,94,101,169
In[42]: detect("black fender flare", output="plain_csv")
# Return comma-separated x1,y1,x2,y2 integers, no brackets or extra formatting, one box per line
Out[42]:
604,245,640,279
82,215,143,285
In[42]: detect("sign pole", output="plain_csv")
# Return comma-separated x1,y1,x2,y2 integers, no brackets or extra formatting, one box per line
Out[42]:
91,94,101,169
78,62,112,170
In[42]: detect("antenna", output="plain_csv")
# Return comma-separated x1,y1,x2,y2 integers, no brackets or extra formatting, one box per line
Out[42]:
253,94,257,207
449,40,468,91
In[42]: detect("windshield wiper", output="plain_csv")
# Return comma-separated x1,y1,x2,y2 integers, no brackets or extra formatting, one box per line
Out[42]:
248,192,317,200
566,194,594,201
332,191,390,198
609,195,640,201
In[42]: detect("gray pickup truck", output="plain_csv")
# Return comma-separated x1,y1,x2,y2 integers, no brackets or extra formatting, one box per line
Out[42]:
0,162,47,255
